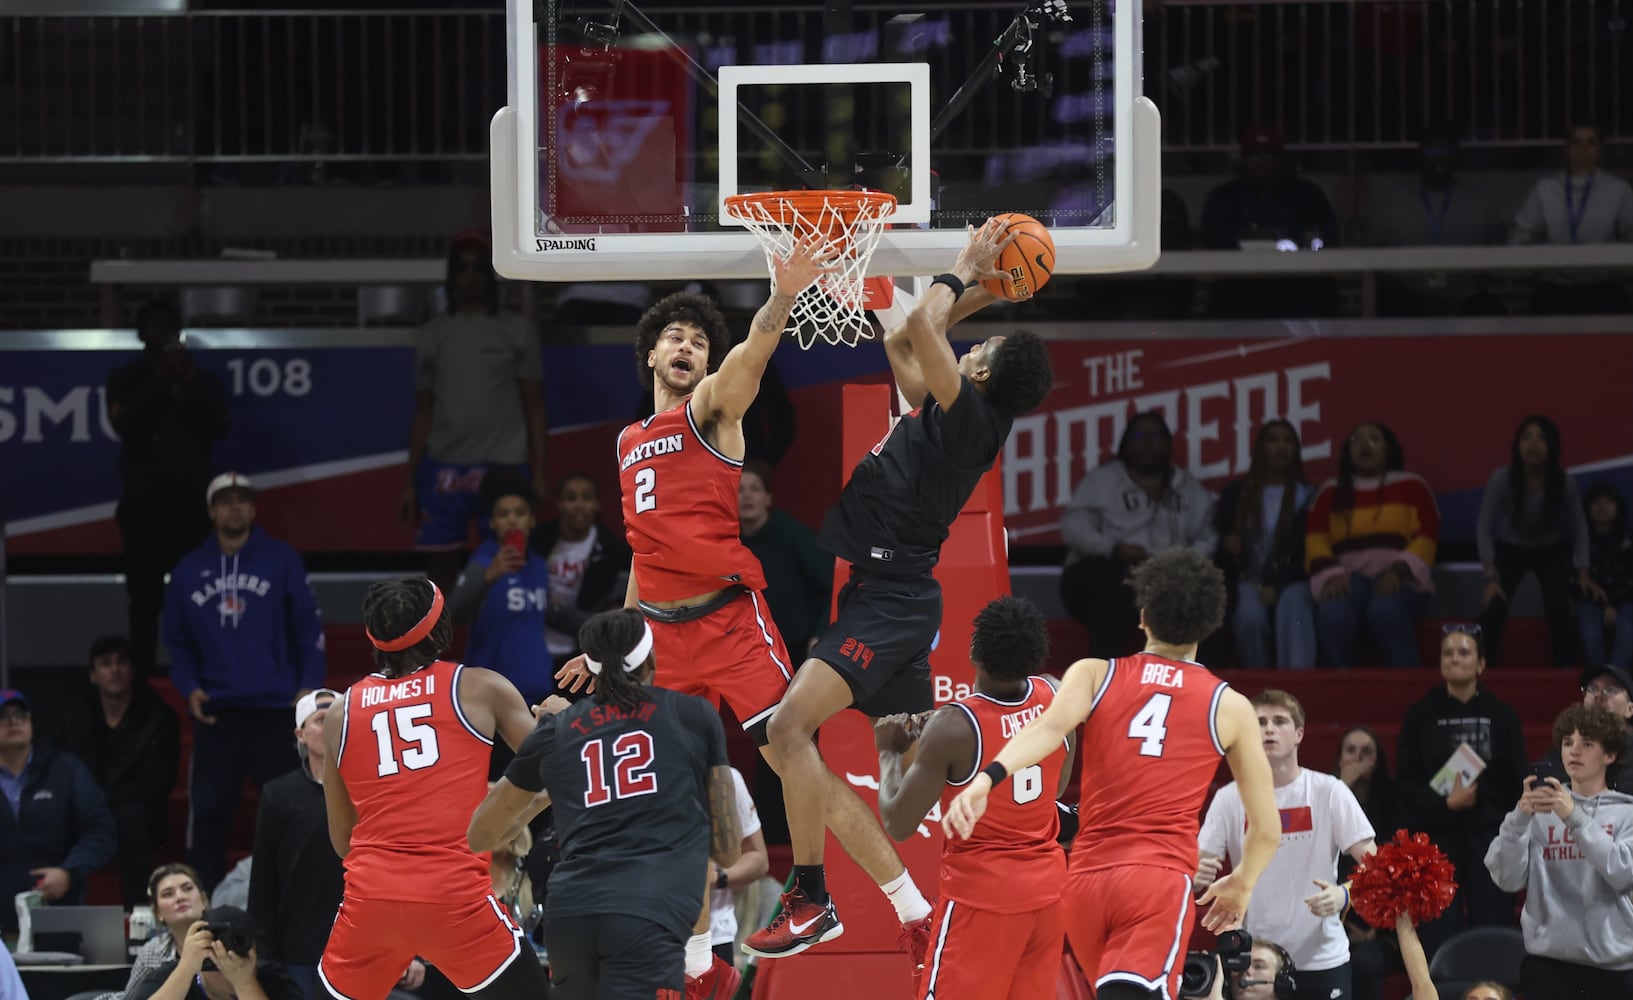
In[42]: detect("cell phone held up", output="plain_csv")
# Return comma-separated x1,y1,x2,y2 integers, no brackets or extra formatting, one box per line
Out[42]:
1529,760,1559,788
502,529,527,555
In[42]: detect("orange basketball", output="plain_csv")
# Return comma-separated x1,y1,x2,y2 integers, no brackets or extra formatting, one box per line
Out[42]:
980,213,1056,302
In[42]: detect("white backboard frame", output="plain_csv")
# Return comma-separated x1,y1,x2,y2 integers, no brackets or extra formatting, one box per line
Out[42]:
492,0,1160,282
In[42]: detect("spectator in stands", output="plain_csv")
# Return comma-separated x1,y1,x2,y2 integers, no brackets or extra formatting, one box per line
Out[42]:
1578,482,1633,669
1214,419,1318,668
529,473,631,669
1476,415,1593,667
163,472,326,893
739,461,832,657
1485,703,1633,998
107,298,231,677
49,635,181,908
1223,939,1298,1000
1060,412,1217,656
1513,122,1633,315
707,766,770,965
1396,626,1527,958
99,865,212,1000
1368,122,1506,316
1200,125,1342,320
1548,665,1633,792
402,230,549,590
1307,420,1440,668
450,470,554,708
1197,689,1376,1000
1334,725,1403,1000
126,904,304,1000
0,689,117,932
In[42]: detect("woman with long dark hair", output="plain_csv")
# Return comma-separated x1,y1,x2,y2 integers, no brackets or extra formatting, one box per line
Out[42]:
1579,482,1633,668
1215,419,1317,668
1475,415,1593,666
1306,421,1440,667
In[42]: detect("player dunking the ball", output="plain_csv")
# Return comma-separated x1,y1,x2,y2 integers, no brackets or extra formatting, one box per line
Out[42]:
554,238,946,981
316,577,552,1000
944,549,1283,1000
747,218,1056,969
873,595,1075,1000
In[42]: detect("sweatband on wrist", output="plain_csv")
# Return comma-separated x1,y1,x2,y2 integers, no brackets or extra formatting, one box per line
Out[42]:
931,272,966,301
980,761,1008,785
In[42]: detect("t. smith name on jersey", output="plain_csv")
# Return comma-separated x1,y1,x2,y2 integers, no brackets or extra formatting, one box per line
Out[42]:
189,573,273,607
565,701,659,735
620,432,684,471
358,674,436,708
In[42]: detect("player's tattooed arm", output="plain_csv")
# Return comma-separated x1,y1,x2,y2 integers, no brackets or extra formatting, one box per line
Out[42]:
707,764,744,867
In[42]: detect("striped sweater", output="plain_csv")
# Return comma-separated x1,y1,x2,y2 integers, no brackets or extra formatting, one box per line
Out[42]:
1305,471,1441,595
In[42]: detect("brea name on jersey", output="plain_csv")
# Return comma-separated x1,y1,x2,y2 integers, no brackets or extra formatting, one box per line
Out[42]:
566,701,659,734
358,674,436,708
1000,703,1046,739
189,574,273,607
621,432,684,471
1141,661,1185,688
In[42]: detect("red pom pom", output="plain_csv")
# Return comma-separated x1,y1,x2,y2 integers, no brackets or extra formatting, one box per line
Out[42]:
1349,830,1459,929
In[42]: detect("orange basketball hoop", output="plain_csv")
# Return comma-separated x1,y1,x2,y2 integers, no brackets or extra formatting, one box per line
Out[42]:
724,189,897,349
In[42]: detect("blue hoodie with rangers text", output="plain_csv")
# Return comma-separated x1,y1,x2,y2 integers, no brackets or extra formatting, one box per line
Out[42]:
161,527,327,709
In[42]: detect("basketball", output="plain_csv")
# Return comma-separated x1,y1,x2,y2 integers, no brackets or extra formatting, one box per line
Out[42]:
981,213,1056,302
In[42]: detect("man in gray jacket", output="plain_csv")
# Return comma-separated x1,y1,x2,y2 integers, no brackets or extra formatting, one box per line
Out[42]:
1059,412,1217,655
1485,702,1633,998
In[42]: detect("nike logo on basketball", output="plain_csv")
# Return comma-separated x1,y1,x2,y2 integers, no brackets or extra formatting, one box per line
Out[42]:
789,912,826,935
1034,252,1053,276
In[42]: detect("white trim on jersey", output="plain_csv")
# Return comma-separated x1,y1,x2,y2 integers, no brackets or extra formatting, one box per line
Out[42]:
1038,673,1060,692
684,399,745,467
1090,659,1118,711
1094,872,1192,1000
316,959,363,1000
747,591,791,681
334,685,353,766
454,896,523,993
1207,681,1230,757
946,702,982,787
969,676,1036,707
923,899,956,1000
451,663,496,746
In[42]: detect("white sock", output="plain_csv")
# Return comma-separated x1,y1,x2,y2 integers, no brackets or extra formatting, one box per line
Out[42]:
879,869,931,923
685,932,713,978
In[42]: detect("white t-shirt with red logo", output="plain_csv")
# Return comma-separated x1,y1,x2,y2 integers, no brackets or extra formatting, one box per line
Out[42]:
544,528,598,658
1199,768,1374,973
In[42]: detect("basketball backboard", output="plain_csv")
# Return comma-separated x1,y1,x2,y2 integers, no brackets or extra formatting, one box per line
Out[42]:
491,0,1160,283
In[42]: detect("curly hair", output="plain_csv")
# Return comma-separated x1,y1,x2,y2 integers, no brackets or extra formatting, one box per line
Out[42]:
578,608,655,711
362,577,452,677
970,595,1051,681
1553,703,1628,761
1128,548,1227,647
633,292,732,390
982,329,1054,417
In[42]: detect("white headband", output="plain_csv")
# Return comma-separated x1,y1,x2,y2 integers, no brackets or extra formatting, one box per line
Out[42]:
584,620,655,676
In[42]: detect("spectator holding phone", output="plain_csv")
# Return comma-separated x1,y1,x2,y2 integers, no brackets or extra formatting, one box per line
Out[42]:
1484,703,1633,998
450,469,554,710
126,905,303,1000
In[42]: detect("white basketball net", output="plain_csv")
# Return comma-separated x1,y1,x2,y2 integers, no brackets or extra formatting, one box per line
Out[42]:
725,190,897,349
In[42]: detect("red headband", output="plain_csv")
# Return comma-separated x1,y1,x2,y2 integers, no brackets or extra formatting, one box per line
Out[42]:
367,582,445,652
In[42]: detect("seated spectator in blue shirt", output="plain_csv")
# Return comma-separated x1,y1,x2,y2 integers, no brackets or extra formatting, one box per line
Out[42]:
451,469,554,708
1214,419,1318,668
0,689,118,931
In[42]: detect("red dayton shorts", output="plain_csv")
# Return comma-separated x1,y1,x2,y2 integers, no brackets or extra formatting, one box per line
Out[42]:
1062,866,1194,1000
650,588,793,741
918,896,1066,1000
318,893,521,999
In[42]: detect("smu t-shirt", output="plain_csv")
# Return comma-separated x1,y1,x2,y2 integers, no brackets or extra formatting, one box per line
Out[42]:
544,527,598,658
1199,769,1375,973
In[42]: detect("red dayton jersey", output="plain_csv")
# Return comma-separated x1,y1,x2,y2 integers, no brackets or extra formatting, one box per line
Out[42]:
939,676,1068,913
618,401,767,602
335,660,494,903
1072,652,1230,878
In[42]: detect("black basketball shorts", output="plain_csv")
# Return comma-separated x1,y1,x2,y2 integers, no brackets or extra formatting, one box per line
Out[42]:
545,913,685,1000
810,569,941,717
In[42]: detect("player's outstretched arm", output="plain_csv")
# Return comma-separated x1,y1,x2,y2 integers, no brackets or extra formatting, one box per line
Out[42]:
692,237,836,423
898,218,1013,412
468,777,551,854
1197,690,1280,932
944,658,1104,840
707,764,744,868
877,709,969,841
320,697,357,857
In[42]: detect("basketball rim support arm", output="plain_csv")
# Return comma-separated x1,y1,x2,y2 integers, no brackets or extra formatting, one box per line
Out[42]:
930,0,1074,143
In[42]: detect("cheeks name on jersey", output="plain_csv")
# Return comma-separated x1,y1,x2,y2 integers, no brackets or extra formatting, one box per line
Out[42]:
190,574,273,607
620,432,684,471
1140,662,1185,688
359,675,434,708
1001,704,1046,739
567,701,658,734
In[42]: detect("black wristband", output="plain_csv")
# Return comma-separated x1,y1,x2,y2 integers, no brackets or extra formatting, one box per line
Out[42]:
930,272,966,301
715,867,730,890
980,761,1008,786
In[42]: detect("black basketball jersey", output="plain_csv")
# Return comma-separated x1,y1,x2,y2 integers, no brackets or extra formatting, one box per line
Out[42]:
504,686,729,939
819,376,1012,576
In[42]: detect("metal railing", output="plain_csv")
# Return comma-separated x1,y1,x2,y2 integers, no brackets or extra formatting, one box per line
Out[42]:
0,2,1624,165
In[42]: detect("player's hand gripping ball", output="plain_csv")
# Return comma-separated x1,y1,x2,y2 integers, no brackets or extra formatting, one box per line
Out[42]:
980,213,1056,302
